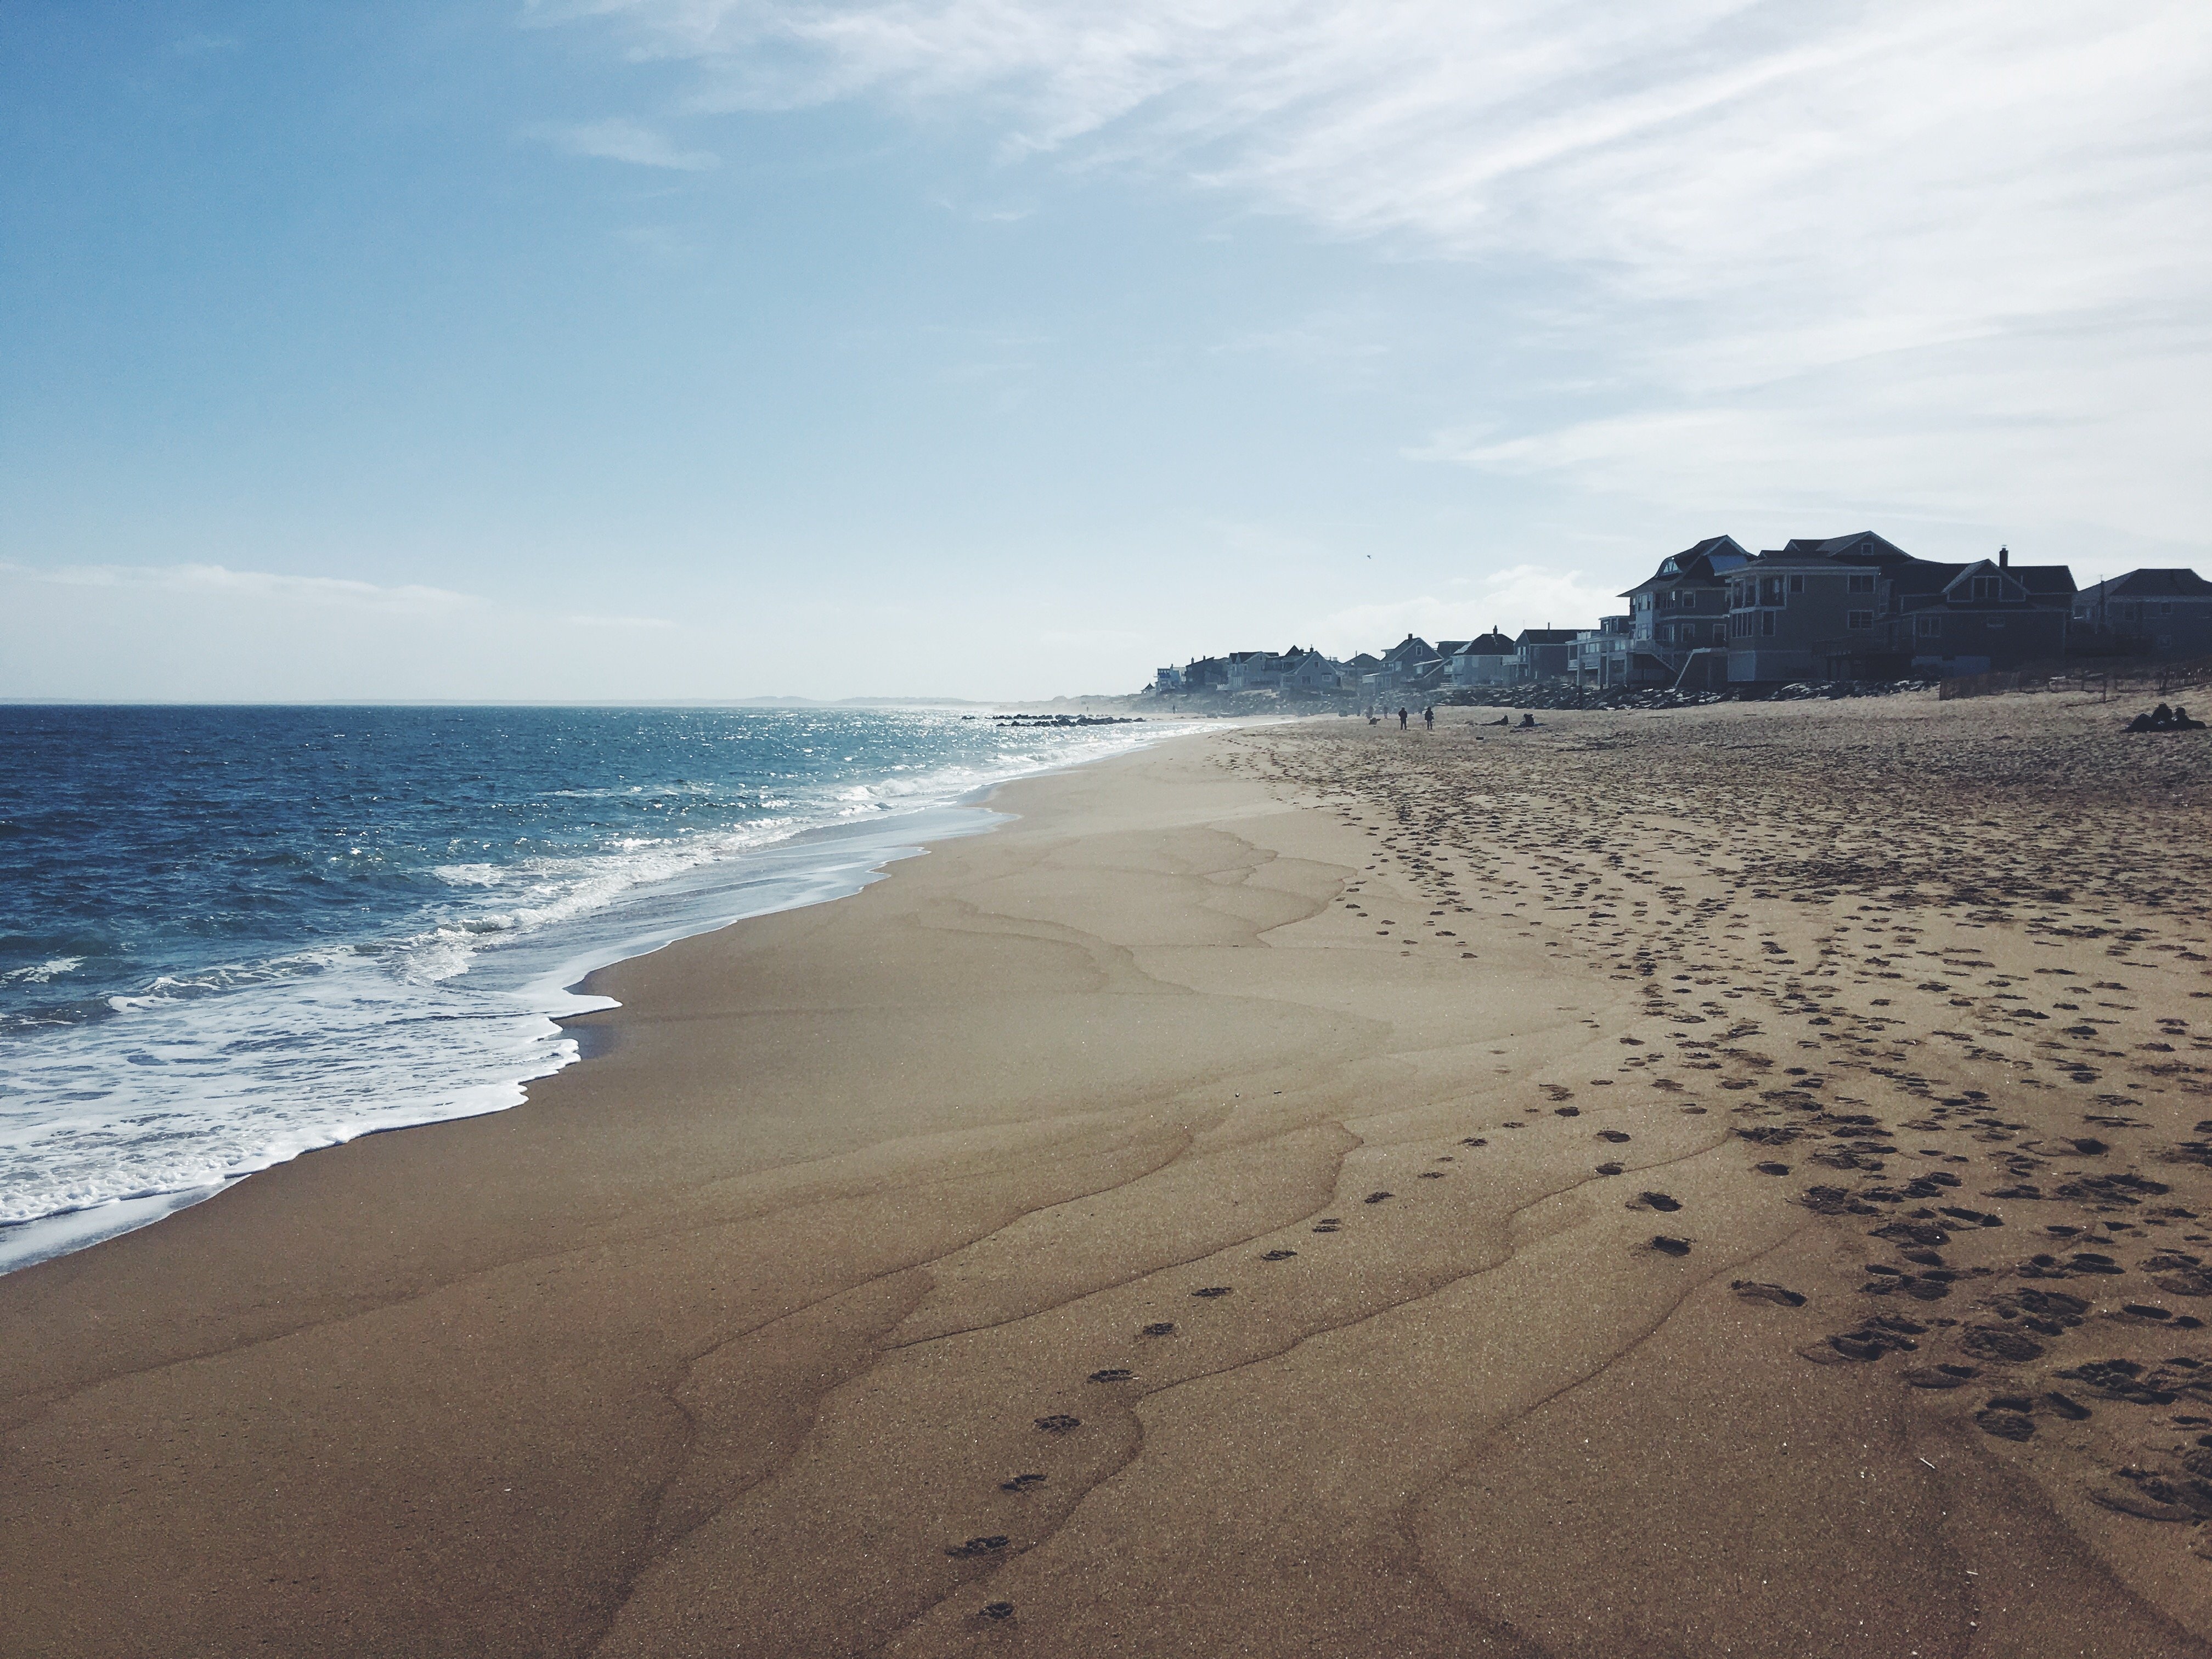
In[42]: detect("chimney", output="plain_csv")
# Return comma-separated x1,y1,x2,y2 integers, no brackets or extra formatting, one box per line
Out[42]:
1998,545,2010,568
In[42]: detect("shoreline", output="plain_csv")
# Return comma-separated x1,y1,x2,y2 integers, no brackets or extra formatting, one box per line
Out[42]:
0,717,1216,1275
6,697,2212,1656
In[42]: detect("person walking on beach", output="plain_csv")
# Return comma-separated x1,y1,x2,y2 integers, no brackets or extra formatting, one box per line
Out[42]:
1397,706,1409,729
1422,706,1435,730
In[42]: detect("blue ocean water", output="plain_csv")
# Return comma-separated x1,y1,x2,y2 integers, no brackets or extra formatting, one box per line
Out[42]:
0,705,1187,1267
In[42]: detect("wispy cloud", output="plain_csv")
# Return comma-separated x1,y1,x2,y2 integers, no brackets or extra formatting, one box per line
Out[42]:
526,117,720,171
1,561,477,613
544,1,2212,543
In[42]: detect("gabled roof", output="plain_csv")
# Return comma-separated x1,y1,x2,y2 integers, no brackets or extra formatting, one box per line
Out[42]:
1935,559,2076,600
1381,634,1438,664
1516,628,1579,645
1774,531,1918,563
1454,631,1517,655
1622,533,1752,595
1434,640,1470,656
2076,568,2212,601
1342,652,1383,670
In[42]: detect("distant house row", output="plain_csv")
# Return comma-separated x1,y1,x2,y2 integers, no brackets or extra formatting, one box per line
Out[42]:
1155,628,1583,700
1153,535,2212,696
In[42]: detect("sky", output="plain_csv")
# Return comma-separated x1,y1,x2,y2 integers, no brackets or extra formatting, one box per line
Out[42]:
2,1,2207,702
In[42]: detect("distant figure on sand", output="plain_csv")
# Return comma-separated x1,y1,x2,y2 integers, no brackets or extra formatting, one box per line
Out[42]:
1422,706,1435,730
1520,713,1537,727
1398,707,1408,729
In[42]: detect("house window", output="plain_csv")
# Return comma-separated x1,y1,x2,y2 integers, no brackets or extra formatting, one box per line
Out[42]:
1916,616,1942,638
1760,577,1783,605
1847,611,1873,630
1971,577,2000,601
1760,611,1776,637
1848,573,1875,594
1788,574,1804,594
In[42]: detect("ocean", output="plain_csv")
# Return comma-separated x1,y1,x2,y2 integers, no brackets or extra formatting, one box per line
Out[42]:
0,704,1189,1269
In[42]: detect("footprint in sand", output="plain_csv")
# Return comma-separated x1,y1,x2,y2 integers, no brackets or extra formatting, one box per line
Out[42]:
1087,1368,1134,1384
1630,1191,1683,1212
1595,1161,1624,1176
1732,1280,1807,1307
979,1602,1015,1621
1191,1286,1233,1298
1262,1249,1298,1261
1139,1322,1176,1338
1364,1191,1393,1204
998,1473,1047,1492
946,1536,1011,1558
1461,1137,1488,1147
1901,1363,1980,1389
1596,1129,1632,1143
1034,1415,1082,1433
1649,1235,1692,1257
1754,1161,1792,1175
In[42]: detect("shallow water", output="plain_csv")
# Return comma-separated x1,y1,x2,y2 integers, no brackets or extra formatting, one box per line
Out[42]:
0,704,1186,1266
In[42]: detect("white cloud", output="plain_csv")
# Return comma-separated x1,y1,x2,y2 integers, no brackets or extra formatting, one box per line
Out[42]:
527,117,720,171
548,1,2212,544
1,561,477,612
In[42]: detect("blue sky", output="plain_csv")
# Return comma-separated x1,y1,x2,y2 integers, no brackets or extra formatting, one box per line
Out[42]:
3,1,2207,700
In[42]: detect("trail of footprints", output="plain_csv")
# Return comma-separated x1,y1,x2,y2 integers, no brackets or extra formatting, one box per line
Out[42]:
1238,707,2212,1561
936,703,2211,1623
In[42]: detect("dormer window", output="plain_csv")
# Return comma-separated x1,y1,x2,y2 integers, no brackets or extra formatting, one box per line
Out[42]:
1970,576,2000,601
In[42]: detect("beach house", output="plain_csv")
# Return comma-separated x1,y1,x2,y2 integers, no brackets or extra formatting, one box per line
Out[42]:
1568,616,1635,687
1620,535,1751,687
1881,551,2075,677
1724,534,2075,682
1513,629,1579,684
1361,635,1444,695
1447,631,1519,687
2071,570,2212,658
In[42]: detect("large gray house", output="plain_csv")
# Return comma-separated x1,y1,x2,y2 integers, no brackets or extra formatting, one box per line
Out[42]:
1724,534,2074,682
2071,569,2212,658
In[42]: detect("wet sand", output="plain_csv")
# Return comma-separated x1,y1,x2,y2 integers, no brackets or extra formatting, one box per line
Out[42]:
5,692,2212,1657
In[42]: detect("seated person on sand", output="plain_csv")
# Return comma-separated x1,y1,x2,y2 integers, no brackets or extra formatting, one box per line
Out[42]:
2126,703,2199,732
1520,712,1537,727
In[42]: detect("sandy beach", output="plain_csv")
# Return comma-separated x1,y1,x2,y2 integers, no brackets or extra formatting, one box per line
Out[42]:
5,693,2212,1657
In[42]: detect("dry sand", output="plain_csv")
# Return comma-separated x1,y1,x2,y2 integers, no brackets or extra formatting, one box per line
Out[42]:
4,691,2212,1657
